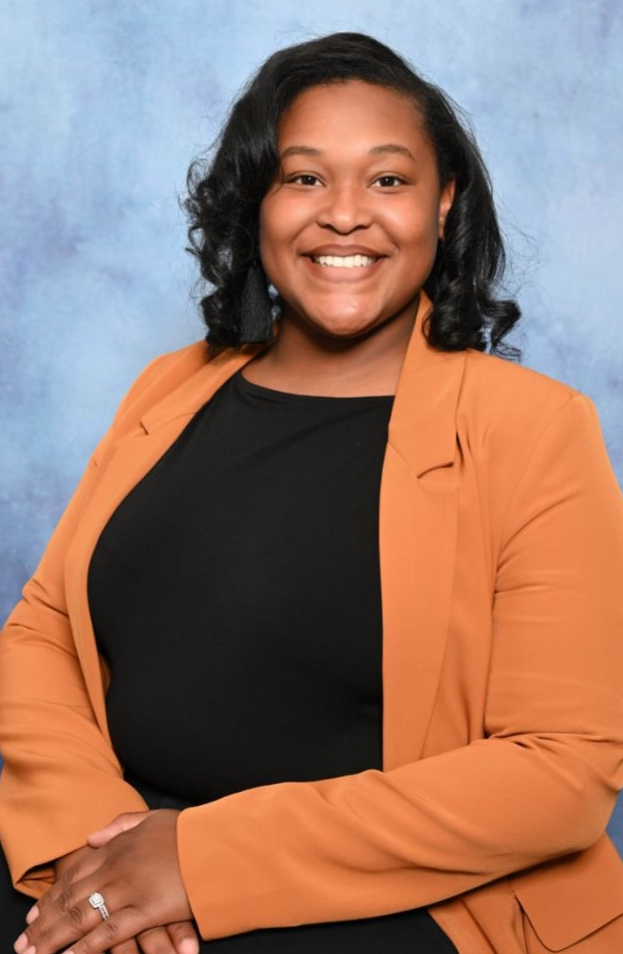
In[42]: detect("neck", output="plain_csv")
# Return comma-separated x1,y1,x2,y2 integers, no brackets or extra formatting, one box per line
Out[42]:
243,302,420,397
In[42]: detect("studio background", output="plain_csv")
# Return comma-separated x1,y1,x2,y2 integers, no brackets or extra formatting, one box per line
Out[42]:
2,0,622,851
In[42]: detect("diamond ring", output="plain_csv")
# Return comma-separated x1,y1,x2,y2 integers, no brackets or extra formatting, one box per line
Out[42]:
88,891,110,920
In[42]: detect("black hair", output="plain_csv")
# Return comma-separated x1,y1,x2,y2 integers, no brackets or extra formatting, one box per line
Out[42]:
184,32,520,357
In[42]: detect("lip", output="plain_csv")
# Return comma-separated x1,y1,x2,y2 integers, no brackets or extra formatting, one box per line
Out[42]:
304,244,387,258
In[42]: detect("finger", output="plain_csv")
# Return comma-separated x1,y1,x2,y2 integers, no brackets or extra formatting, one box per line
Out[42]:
25,904,39,925
58,908,149,954
16,895,139,954
29,853,102,926
166,921,200,954
16,884,117,954
110,938,141,954
88,812,151,847
135,926,179,954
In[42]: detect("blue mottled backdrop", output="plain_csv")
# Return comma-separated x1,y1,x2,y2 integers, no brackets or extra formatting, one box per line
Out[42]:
2,1,623,851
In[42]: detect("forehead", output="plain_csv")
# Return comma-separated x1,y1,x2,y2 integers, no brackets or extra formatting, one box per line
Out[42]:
278,80,429,153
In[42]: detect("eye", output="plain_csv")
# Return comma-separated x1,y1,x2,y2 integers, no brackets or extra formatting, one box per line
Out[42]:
374,175,407,188
287,173,322,187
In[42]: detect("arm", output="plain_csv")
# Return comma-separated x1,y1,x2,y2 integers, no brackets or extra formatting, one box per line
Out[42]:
0,353,177,896
172,394,623,939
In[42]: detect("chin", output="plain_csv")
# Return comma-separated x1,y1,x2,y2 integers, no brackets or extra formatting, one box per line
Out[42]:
316,324,377,341
305,311,384,340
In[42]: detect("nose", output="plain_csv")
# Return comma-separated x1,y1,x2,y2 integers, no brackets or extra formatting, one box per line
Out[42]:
316,183,372,233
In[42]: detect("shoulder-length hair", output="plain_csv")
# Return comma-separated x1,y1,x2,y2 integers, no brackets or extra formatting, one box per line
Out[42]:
184,32,520,357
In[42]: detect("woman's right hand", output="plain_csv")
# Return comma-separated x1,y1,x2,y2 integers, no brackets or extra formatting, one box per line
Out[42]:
48,843,199,954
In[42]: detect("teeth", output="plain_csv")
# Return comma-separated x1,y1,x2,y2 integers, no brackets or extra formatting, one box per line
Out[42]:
312,254,377,268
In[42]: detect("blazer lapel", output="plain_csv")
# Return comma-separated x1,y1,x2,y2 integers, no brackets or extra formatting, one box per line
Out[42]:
380,299,466,770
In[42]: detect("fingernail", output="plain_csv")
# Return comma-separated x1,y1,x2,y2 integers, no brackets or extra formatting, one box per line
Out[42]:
13,935,28,953
25,906,39,924
179,940,200,954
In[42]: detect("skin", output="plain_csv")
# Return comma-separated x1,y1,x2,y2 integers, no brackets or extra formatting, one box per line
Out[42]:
14,80,454,954
246,80,454,395
16,812,191,954
45,825,198,954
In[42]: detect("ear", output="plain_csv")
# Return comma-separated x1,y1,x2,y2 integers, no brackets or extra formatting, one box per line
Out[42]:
438,179,456,240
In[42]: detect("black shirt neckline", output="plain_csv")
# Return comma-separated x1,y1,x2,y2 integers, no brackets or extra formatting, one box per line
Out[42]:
235,369,395,404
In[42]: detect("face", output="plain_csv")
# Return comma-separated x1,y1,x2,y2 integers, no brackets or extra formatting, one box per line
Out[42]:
259,80,454,341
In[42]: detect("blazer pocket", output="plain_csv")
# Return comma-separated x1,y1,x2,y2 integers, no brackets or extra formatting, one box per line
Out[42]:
511,835,623,951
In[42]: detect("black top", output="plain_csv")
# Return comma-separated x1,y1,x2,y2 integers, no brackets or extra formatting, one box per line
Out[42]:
87,370,458,953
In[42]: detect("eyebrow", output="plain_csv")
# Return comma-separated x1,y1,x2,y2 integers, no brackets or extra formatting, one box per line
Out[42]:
280,143,415,160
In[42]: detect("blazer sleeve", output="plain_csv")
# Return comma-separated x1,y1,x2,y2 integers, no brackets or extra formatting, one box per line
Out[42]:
0,353,175,897
176,393,623,941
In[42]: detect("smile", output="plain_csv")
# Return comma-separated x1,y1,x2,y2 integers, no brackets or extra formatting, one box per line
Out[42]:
311,254,378,268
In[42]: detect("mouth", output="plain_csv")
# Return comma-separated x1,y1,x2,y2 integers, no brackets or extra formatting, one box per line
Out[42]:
310,253,379,269
302,252,385,283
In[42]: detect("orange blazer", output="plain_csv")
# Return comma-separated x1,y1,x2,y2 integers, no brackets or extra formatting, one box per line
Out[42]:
2,297,623,954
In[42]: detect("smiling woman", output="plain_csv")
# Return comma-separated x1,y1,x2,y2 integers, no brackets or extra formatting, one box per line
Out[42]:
2,31,623,954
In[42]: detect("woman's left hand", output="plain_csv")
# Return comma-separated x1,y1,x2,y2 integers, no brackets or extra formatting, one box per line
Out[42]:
14,810,193,954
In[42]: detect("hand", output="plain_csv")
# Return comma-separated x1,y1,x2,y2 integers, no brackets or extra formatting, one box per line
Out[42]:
15,810,195,954
86,812,199,954
38,819,199,954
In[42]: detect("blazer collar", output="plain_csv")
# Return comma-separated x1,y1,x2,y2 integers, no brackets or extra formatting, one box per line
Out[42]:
387,295,466,477
139,294,466,479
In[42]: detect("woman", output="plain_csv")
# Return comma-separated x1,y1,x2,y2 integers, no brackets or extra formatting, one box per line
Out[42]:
2,31,623,954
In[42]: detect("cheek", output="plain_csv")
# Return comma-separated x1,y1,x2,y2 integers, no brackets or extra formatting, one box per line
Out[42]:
260,194,306,245
398,203,441,243
259,204,293,291
378,201,435,252
258,203,275,254
258,214,280,282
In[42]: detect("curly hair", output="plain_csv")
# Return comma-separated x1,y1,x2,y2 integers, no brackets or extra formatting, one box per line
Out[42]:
184,32,521,357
